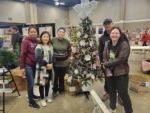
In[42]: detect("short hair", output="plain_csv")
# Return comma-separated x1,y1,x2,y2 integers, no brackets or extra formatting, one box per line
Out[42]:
103,18,113,25
57,27,66,32
11,26,18,31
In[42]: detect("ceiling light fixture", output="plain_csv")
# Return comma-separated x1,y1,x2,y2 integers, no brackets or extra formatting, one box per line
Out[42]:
54,0,65,6
55,1,59,5
59,2,65,5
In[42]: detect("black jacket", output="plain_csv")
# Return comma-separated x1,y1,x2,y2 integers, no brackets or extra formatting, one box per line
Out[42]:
103,36,130,76
11,32,22,50
98,31,110,62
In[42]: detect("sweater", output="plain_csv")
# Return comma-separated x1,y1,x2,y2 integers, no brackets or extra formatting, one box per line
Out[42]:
20,37,37,69
52,37,71,67
34,44,53,85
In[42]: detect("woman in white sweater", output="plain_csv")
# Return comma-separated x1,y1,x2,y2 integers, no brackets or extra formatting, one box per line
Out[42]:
35,31,53,107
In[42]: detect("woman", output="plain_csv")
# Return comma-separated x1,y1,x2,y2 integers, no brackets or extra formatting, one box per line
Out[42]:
35,31,53,107
20,26,40,109
103,27,133,113
52,27,71,97
142,28,150,46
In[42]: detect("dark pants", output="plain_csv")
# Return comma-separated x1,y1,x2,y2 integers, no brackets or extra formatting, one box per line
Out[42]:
53,67,66,93
104,77,109,93
143,41,147,46
39,71,52,99
107,75,133,113
25,64,35,103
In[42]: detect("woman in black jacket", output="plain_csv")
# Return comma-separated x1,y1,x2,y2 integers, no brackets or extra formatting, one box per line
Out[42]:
103,27,133,113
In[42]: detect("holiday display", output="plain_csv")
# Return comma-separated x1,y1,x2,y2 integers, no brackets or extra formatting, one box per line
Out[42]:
68,17,102,92
67,0,102,93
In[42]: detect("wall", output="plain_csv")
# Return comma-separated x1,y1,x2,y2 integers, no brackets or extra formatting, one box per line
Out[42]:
69,0,150,26
37,3,69,29
125,0,150,20
0,0,26,23
69,0,122,25
0,0,150,27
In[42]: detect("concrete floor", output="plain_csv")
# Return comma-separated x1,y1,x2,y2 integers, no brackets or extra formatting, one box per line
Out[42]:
0,80,150,113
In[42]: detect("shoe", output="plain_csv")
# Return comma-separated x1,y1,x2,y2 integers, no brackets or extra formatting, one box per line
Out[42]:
33,95,40,100
52,92,58,98
109,108,116,113
101,93,109,102
46,97,52,103
40,99,47,107
29,100,40,109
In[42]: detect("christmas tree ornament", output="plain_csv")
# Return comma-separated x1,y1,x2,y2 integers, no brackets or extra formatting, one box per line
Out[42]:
89,40,94,47
72,46,77,53
84,54,91,61
84,34,88,39
79,40,86,46
77,31,81,37
86,73,92,78
74,69,79,75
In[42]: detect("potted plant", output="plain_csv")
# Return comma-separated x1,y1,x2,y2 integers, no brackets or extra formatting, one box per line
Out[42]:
0,49,18,69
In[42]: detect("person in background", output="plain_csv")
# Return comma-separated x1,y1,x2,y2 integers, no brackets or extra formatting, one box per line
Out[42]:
142,28,150,46
35,31,53,107
10,26,22,57
98,18,113,101
52,27,71,97
103,27,133,113
20,26,40,109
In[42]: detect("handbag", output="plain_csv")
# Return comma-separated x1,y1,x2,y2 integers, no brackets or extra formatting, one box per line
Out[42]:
53,49,68,61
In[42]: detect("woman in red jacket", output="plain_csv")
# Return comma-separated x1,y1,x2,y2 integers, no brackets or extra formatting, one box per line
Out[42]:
20,26,40,109
142,29,150,46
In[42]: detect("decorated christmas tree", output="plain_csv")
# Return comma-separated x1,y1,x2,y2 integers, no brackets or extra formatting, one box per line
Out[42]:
68,0,102,92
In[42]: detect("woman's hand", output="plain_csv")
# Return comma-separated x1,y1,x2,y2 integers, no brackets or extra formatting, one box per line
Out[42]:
46,64,53,70
20,68,25,78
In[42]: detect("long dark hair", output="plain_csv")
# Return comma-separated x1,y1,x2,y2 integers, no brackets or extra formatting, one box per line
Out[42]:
39,31,51,45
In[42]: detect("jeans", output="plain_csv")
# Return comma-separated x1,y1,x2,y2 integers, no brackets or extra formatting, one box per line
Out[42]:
25,64,35,102
107,75,133,113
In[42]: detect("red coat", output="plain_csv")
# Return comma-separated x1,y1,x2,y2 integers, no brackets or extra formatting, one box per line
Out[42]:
20,37,37,69
142,33,150,42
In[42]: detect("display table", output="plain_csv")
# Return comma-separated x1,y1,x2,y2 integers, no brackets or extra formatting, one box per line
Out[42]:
129,46,150,74
131,46,150,50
